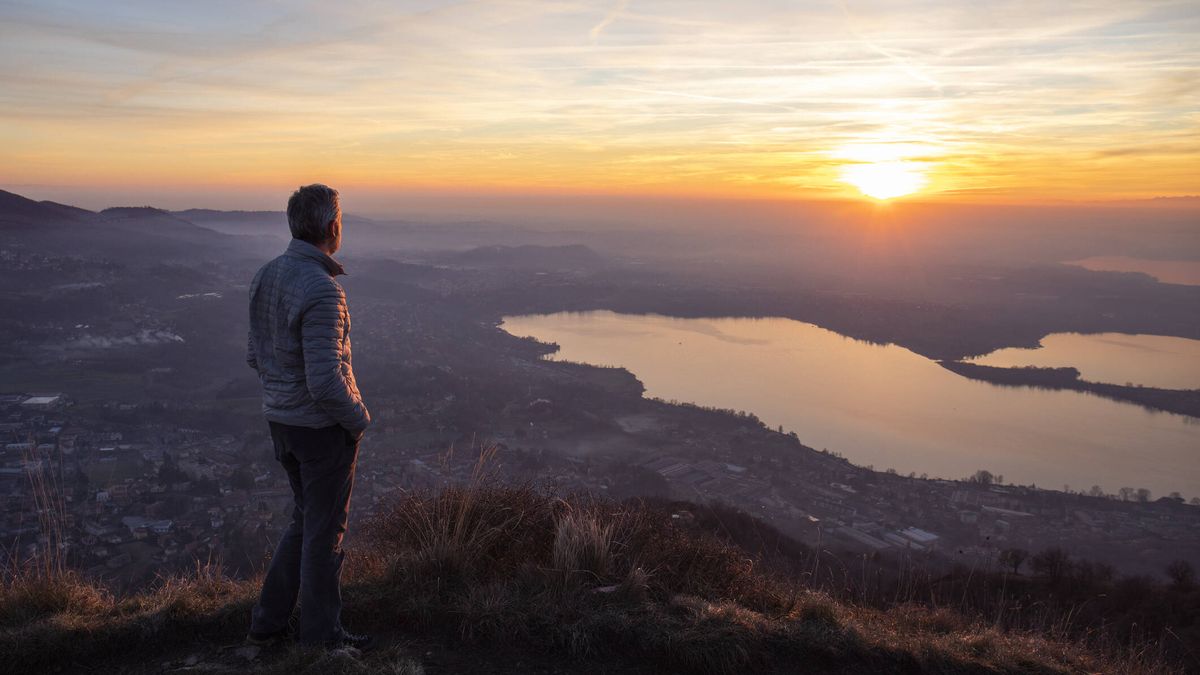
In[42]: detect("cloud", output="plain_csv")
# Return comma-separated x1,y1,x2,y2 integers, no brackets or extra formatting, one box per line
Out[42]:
0,0,1197,201
590,0,629,43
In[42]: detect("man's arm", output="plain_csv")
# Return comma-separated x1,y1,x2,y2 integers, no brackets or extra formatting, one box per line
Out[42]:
300,280,371,436
247,266,263,372
246,330,258,371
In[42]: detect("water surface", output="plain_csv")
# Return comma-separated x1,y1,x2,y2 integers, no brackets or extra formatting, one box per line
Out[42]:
1065,256,1200,286
500,311,1199,498
968,333,1200,390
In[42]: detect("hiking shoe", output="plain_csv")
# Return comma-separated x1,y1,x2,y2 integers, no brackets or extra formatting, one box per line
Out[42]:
327,631,376,652
245,627,290,646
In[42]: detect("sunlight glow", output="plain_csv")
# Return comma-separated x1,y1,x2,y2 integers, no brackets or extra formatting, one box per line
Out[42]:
1,1,1197,202
840,161,927,200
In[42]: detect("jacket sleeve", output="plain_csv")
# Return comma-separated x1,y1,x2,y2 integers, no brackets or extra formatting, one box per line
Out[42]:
246,330,258,371
247,266,262,372
299,279,371,434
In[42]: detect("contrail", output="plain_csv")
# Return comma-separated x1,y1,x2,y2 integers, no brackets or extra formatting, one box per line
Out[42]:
590,0,630,43
836,0,942,91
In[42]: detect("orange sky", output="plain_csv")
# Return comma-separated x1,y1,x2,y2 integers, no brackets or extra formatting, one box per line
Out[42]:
1,1,1197,208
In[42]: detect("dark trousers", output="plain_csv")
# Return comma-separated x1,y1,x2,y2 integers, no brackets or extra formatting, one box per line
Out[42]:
250,422,359,645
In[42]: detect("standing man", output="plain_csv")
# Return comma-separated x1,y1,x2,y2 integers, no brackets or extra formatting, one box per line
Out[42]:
244,184,373,650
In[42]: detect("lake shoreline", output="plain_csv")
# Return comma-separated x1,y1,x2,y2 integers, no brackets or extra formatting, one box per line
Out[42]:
937,361,1200,419
500,311,1200,498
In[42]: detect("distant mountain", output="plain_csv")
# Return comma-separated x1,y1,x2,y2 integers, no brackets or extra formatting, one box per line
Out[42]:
99,206,231,245
0,189,94,226
175,209,383,237
0,188,274,263
172,208,287,236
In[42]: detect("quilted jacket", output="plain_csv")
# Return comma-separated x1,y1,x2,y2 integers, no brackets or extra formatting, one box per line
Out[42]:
246,239,371,436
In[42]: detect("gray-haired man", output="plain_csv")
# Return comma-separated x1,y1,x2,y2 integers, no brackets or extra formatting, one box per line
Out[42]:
245,184,373,650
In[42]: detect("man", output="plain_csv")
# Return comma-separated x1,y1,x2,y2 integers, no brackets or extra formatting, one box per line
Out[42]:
244,183,373,650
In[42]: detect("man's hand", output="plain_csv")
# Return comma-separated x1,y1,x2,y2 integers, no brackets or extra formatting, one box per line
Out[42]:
342,426,364,446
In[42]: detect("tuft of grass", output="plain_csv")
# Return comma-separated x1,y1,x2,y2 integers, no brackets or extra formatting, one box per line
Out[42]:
795,596,841,630
552,506,616,581
0,568,109,629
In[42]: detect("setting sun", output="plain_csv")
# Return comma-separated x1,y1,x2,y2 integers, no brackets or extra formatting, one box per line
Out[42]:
840,161,928,200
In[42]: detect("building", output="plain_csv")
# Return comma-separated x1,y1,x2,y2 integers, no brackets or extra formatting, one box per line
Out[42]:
21,395,65,411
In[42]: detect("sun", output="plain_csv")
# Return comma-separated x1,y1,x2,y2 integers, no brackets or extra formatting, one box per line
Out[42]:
840,161,927,200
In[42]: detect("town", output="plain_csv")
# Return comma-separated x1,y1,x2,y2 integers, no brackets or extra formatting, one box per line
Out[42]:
4,372,1196,591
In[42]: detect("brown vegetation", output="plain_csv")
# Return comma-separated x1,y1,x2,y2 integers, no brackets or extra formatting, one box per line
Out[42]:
0,471,1191,674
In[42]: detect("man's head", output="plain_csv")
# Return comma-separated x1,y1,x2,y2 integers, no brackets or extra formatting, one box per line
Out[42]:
287,184,342,255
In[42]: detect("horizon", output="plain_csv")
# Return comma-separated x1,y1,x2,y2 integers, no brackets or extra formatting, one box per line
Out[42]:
6,185,1200,227
3,0,1198,207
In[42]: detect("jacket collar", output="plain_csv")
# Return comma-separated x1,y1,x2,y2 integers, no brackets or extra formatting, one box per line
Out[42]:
285,238,345,277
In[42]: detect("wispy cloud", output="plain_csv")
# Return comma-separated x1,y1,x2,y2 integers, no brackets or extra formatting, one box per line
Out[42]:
590,0,629,43
0,0,1196,201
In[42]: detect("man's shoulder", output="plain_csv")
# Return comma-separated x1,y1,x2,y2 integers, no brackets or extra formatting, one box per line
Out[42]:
252,253,288,279
253,252,334,284
289,261,343,304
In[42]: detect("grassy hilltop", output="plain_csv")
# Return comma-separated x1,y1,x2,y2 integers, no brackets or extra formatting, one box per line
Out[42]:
1,476,1191,675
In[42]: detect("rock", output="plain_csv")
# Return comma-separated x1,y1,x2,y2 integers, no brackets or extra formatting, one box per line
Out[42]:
234,645,261,662
329,646,361,659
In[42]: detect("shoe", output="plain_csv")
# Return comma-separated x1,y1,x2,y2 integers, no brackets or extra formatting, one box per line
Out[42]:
327,630,376,652
245,626,290,646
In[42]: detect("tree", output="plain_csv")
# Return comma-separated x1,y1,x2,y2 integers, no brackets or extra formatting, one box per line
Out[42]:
1167,560,1195,588
1075,559,1115,585
1118,487,1136,501
999,548,1029,575
1191,497,1200,506
1136,488,1152,503
967,469,994,486
231,467,256,491
1087,485,1105,498
1031,547,1071,584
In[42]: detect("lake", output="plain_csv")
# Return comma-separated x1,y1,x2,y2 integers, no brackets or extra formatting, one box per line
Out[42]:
500,311,1200,498
1065,256,1200,286
968,333,1200,390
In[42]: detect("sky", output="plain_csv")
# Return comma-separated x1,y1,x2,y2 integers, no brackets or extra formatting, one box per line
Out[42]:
1,0,1197,210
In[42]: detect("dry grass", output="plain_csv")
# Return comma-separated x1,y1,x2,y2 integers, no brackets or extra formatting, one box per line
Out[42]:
0,472,1185,674
0,559,257,674
552,506,616,580
0,567,109,629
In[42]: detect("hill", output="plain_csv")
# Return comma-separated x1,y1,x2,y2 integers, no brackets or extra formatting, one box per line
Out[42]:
0,188,94,226
0,188,275,263
1,482,1180,675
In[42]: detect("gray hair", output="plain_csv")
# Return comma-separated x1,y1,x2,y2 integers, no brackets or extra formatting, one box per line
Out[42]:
286,184,340,244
